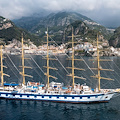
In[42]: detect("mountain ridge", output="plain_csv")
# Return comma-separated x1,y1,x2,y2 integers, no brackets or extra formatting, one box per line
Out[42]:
1,11,118,47
14,11,113,40
0,16,40,45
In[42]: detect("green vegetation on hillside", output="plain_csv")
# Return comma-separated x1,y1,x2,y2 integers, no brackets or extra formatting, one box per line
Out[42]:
0,16,41,46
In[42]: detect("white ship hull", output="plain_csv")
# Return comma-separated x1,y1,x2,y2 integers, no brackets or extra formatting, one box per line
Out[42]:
0,91,116,103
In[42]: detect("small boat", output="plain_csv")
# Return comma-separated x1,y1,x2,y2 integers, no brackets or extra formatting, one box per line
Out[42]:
0,29,119,103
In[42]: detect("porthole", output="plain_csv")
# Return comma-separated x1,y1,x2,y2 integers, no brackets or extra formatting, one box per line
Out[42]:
88,96,90,99
64,97,67,99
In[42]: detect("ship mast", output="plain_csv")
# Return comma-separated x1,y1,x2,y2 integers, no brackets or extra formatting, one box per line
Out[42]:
91,33,113,92
97,34,101,91
44,28,57,89
71,27,75,88
0,45,9,86
46,28,50,88
67,27,86,89
20,34,32,85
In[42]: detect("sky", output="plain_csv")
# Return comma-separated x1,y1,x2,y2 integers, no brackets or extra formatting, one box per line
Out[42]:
0,0,120,28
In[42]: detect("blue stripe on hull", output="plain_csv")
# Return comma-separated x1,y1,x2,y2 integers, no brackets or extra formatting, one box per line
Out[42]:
0,92,114,103
0,92,105,97
0,96,109,104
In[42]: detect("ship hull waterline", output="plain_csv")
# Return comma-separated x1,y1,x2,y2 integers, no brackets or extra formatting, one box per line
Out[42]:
0,91,116,104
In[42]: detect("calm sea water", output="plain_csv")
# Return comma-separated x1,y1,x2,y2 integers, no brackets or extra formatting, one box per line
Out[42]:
1,55,120,120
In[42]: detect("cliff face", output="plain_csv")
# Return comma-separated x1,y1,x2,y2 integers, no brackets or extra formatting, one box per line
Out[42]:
0,16,13,29
109,27,120,47
60,21,98,43
0,16,40,45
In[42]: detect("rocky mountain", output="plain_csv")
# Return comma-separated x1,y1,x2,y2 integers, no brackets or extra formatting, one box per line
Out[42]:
0,16,40,45
0,11,115,47
109,27,120,47
14,11,114,41
13,10,50,31
14,11,92,31
53,20,98,44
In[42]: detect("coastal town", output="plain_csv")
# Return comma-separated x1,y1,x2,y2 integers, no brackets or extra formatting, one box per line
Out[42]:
3,39,120,56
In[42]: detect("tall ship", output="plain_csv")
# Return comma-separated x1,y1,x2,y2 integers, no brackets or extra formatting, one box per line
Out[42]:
0,29,119,103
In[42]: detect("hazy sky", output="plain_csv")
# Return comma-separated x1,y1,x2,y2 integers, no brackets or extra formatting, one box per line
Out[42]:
0,0,120,27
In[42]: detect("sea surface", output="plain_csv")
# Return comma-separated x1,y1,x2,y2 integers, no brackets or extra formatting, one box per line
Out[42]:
1,55,120,120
